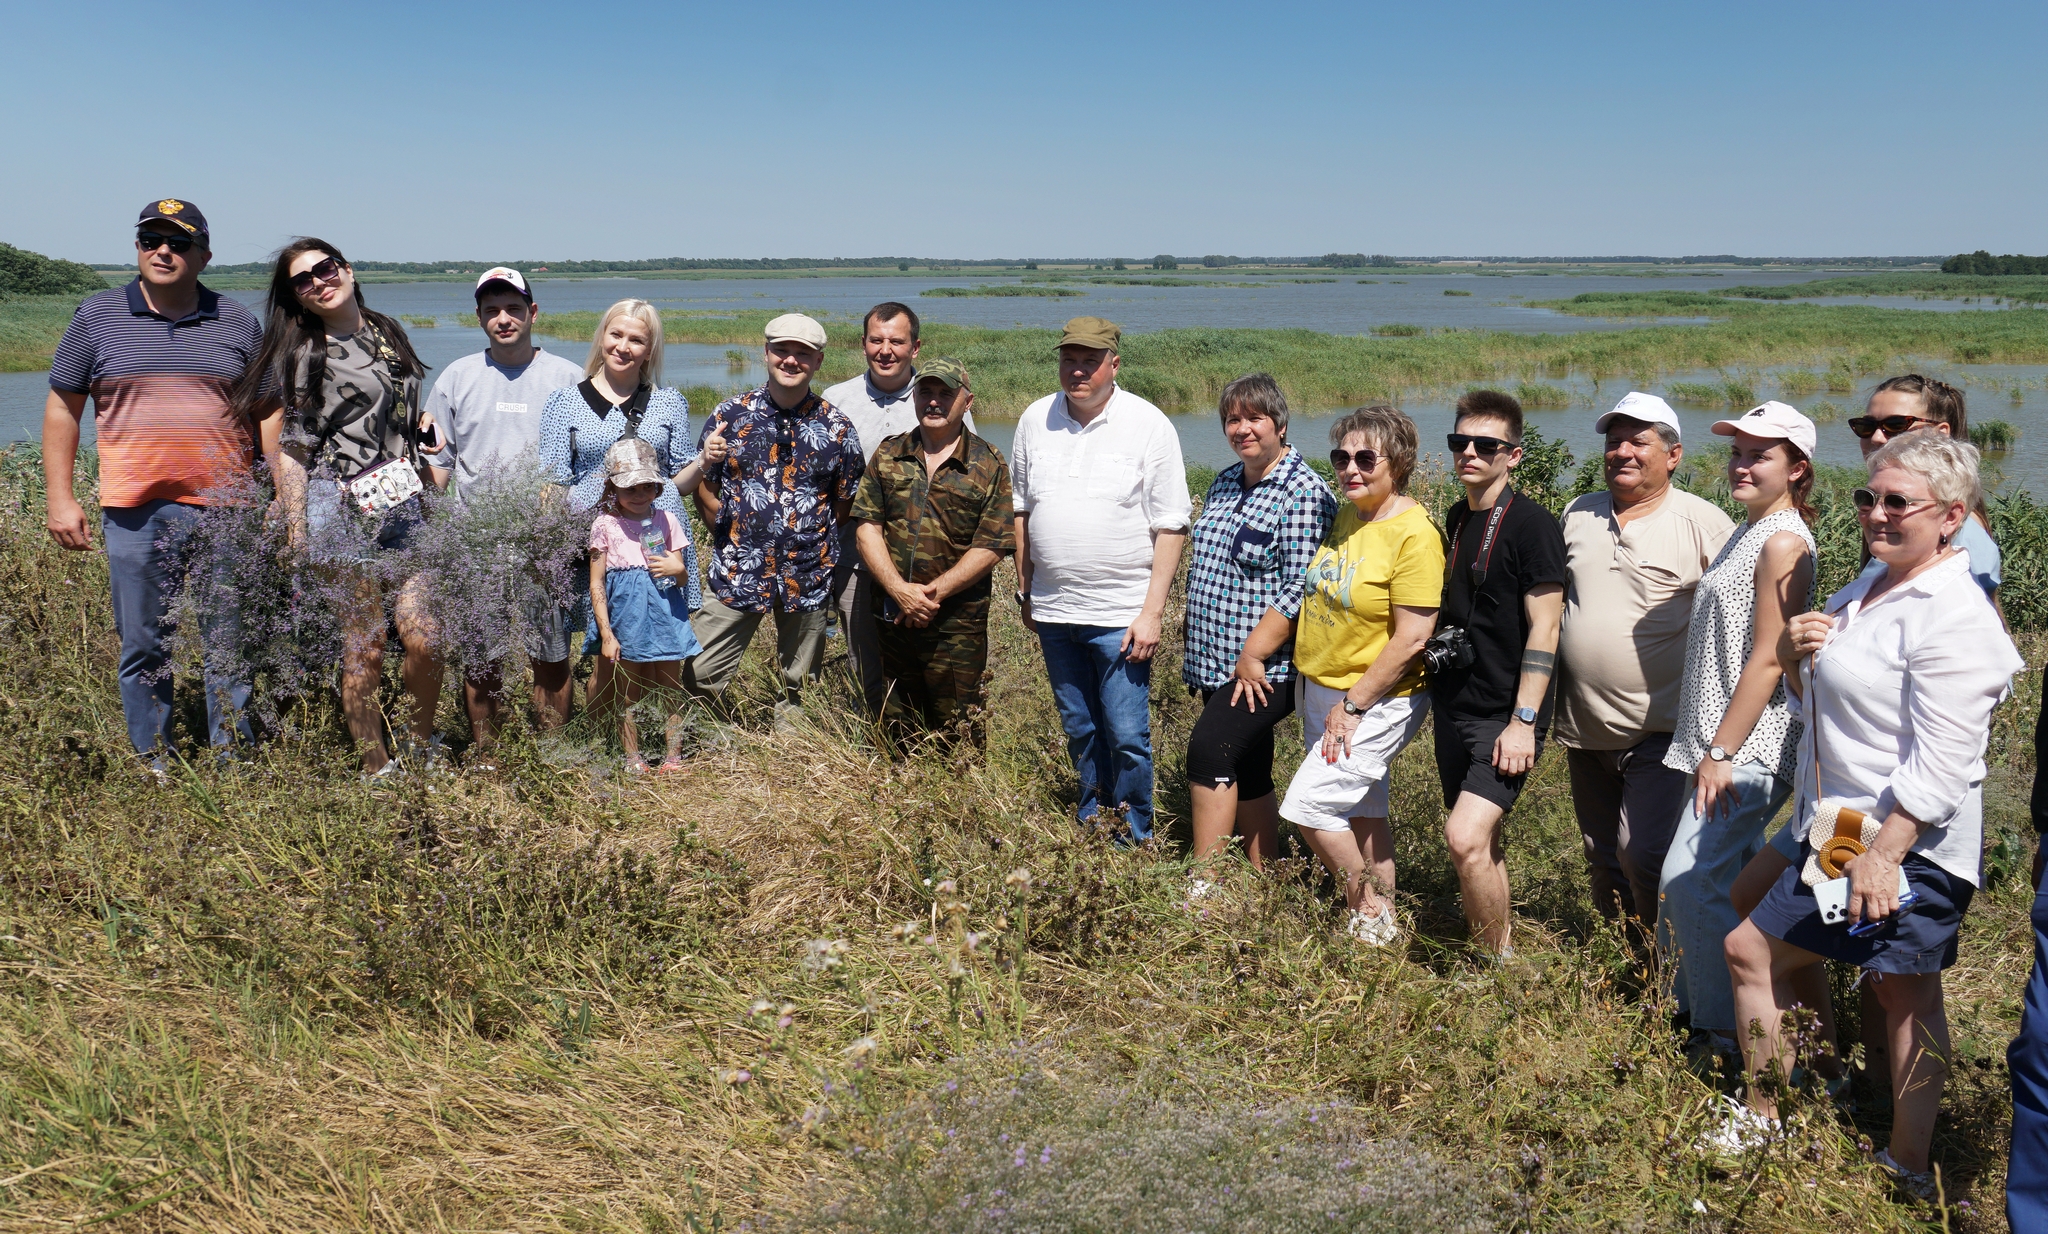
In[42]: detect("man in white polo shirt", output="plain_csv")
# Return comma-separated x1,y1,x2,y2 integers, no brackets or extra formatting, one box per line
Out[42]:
823,301,973,716
1011,316,1190,842
1556,392,1735,937
423,267,586,750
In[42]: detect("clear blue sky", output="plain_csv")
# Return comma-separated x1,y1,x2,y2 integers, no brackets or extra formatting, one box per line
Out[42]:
7,1,2044,264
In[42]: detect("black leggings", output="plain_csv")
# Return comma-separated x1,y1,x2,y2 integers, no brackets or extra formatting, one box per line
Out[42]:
1185,681,1296,801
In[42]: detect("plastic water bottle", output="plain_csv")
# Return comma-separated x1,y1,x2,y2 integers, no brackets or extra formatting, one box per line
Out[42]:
639,518,673,590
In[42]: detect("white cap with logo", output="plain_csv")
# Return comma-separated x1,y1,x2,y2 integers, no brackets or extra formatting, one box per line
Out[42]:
1595,391,1683,439
474,266,531,300
764,312,829,352
1712,400,1817,457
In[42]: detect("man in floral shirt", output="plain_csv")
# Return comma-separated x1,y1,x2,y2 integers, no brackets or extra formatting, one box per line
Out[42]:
685,314,864,718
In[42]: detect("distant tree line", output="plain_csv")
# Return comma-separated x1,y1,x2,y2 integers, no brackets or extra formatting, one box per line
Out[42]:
0,243,108,296
1943,250,2048,276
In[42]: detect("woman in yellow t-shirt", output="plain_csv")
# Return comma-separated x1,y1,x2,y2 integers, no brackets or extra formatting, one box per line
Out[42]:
1279,406,1444,946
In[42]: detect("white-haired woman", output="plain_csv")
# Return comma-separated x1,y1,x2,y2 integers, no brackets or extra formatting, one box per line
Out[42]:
537,299,723,712
1721,432,2020,1193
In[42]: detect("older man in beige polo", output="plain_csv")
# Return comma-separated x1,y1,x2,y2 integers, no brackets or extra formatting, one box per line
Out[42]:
1556,392,1735,937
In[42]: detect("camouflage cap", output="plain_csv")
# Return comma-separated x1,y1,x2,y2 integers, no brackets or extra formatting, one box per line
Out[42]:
603,437,664,490
1057,316,1121,353
914,356,970,390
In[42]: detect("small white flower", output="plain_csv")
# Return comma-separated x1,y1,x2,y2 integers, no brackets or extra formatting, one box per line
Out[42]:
1004,868,1034,891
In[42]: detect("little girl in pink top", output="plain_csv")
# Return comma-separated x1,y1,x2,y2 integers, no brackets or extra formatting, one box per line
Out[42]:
588,439,700,772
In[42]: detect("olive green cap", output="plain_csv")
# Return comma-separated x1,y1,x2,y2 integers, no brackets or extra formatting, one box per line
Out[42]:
1057,316,1121,353
914,356,969,390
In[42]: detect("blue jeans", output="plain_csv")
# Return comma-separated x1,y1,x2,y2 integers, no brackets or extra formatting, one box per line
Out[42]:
104,501,253,756
2010,880,2048,1230
1656,762,1791,1033
1037,622,1154,841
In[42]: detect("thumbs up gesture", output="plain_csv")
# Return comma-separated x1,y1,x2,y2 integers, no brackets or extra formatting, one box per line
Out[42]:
702,417,730,466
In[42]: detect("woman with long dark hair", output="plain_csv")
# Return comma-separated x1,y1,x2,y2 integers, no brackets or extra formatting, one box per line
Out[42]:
232,238,447,778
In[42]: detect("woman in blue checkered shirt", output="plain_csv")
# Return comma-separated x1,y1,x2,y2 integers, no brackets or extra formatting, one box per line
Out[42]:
1182,374,1338,876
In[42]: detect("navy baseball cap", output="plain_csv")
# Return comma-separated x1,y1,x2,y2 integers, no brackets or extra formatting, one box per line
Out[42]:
137,198,209,246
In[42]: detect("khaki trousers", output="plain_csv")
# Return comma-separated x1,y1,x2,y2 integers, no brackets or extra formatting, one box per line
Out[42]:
683,592,830,704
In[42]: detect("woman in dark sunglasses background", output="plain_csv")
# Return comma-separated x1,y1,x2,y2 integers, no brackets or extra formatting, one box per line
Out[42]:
231,238,448,779
1848,374,1998,598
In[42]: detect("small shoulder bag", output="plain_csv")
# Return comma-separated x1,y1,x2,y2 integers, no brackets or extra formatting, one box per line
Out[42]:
345,320,424,514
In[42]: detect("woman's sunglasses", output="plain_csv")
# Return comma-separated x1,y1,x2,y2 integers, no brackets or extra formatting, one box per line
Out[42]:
1329,448,1385,472
136,231,196,254
288,256,345,294
1851,487,1936,517
1446,433,1513,456
1847,414,1932,440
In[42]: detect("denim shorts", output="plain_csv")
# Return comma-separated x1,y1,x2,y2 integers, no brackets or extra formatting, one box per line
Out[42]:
1750,848,1974,974
306,480,422,563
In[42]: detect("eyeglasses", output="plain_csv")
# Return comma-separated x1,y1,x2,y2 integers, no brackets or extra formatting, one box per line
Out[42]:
1851,487,1936,517
136,231,195,254
288,257,345,295
1447,433,1513,456
1848,414,1933,440
1329,447,1385,472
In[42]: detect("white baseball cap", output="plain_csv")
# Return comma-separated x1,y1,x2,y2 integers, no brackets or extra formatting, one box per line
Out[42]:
1595,391,1682,439
1713,400,1817,457
764,312,828,353
474,266,531,301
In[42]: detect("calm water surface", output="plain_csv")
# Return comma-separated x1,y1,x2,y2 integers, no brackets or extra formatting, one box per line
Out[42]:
9,272,2044,489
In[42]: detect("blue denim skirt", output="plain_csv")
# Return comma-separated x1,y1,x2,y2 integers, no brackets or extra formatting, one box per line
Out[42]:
587,567,700,663
1750,847,1974,974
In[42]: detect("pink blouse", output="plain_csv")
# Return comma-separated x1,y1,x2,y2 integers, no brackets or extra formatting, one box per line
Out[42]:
590,510,686,571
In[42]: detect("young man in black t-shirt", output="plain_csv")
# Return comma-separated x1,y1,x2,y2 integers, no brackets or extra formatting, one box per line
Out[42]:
1428,391,1567,955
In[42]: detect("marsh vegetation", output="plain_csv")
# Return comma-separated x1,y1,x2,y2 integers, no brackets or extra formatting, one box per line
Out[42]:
0,440,2040,1230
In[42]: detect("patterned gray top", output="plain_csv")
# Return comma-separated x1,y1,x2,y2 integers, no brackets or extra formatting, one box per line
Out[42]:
1665,507,1816,780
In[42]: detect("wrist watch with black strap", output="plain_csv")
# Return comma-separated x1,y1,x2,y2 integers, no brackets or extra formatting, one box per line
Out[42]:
1342,697,1368,717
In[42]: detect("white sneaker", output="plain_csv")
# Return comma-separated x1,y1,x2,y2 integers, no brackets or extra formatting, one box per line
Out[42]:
1697,1095,1780,1157
1874,1148,1939,1201
1345,905,1399,947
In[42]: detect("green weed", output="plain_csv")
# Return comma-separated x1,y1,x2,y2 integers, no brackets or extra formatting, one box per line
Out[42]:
1974,420,2020,451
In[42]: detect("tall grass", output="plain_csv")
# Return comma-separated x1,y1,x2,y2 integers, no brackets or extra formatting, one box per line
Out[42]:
0,293,88,372
0,441,2038,1229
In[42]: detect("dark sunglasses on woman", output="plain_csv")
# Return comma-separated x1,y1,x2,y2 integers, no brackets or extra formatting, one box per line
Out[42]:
1446,433,1513,456
289,256,345,294
136,231,196,254
1847,414,1932,440
1329,447,1384,472
1851,487,1935,516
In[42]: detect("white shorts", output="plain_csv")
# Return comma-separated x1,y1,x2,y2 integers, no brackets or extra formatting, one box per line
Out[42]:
1280,680,1430,832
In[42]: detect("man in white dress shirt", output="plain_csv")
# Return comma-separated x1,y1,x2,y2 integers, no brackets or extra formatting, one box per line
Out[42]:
1010,316,1190,842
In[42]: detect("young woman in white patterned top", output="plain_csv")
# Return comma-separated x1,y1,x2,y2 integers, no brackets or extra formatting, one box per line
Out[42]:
1657,402,1818,1062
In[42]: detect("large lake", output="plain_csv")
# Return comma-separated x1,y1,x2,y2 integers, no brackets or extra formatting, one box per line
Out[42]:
8,270,2043,487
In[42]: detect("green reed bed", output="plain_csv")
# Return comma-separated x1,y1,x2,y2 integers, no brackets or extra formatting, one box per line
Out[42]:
0,442,2040,1230
920,285,1084,298
1717,275,2048,305
533,296,2048,421
0,294,89,372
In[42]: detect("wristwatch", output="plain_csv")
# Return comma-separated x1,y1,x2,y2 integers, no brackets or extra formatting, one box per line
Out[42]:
1342,698,1369,717
1014,589,1029,607
1707,745,1733,762
1512,706,1538,724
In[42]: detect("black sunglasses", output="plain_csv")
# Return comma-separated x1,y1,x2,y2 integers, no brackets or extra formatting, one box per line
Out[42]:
1447,433,1514,456
1851,487,1936,516
1848,414,1932,440
136,231,196,254
288,256,345,294
1329,447,1385,472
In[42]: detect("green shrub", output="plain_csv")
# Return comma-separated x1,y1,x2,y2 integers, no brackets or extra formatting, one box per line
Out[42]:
1442,289,1472,297
1370,323,1423,337
1512,382,1571,410
1972,420,2019,451
1778,370,1824,398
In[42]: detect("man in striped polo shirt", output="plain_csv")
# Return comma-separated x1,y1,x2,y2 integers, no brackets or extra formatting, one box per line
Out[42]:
43,199,278,767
